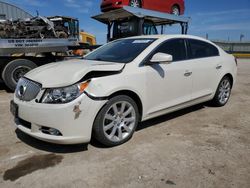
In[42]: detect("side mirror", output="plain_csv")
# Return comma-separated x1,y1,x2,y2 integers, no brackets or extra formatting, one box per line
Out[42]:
150,53,173,64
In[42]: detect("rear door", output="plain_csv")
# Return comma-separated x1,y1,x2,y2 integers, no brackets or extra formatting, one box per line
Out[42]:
186,39,222,99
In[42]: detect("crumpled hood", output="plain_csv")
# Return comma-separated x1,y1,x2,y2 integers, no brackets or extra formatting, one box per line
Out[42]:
25,58,125,88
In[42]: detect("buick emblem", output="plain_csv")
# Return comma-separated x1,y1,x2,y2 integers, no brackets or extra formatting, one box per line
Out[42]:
18,85,27,99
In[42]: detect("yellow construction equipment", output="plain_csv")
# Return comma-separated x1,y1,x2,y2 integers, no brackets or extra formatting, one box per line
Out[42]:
73,31,97,56
79,31,96,45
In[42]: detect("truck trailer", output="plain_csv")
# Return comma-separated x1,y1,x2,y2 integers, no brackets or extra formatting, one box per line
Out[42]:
0,16,80,91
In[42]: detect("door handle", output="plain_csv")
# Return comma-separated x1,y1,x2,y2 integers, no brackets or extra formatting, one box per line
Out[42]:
216,64,222,69
184,71,192,77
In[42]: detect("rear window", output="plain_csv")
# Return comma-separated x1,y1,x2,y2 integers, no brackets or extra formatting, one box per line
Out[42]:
187,39,219,59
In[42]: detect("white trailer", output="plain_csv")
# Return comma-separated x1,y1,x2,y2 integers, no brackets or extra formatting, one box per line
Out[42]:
0,38,78,91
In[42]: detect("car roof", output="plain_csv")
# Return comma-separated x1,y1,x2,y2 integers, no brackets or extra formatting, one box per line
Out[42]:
125,34,218,47
127,34,208,41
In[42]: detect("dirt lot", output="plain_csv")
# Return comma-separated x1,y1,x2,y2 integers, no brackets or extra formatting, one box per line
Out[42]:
0,59,250,188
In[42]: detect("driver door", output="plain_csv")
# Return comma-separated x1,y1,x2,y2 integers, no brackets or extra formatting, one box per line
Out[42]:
144,39,193,116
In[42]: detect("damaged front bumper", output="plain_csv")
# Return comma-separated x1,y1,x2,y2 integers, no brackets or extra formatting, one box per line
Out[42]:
12,93,107,144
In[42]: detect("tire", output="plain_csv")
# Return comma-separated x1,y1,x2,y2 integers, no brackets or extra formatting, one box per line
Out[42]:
211,76,232,107
129,0,142,8
93,95,139,147
2,59,37,91
171,5,180,16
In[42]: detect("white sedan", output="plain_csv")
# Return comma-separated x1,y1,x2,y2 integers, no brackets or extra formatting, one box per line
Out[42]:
11,35,237,146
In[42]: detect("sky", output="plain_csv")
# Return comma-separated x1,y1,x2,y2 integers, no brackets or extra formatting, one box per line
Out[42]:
2,0,250,43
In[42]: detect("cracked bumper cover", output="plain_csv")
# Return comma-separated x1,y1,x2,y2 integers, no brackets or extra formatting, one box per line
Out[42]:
13,93,107,144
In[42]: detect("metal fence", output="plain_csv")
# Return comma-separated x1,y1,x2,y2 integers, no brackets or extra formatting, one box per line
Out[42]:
213,41,250,53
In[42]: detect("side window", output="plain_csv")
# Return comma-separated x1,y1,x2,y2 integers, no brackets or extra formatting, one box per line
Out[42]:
154,39,187,61
188,39,219,59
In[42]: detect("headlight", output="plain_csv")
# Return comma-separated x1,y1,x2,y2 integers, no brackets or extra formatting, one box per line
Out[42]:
41,81,90,104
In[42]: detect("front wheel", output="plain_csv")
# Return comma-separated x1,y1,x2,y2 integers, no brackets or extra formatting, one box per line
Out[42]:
211,76,232,107
129,0,142,8
93,95,139,147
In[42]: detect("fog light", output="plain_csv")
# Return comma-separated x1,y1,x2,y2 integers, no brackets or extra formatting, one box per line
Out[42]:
40,126,62,136
49,128,61,136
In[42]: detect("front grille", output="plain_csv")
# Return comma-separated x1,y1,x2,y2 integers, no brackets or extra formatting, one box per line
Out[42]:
15,77,41,101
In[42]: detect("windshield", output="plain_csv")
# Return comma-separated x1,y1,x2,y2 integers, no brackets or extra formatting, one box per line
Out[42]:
84,38,156,63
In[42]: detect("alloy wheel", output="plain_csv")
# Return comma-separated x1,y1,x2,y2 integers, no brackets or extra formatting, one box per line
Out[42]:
103,101,136,142
218,79,231,104
129,0,141,8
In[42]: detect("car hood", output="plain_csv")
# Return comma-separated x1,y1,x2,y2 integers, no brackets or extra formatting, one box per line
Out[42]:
25,59,125,88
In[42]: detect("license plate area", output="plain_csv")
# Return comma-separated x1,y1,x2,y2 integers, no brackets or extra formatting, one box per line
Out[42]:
10,100,18,118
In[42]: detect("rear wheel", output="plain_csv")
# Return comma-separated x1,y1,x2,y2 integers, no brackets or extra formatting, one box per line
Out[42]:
171,5,180,16
129,0,142,8
2,59,37,91
211,76,232,107
93,95,139,147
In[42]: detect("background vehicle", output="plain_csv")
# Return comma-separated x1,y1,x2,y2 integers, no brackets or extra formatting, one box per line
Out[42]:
73,31,97,56
0,16,96,91
0,16,79,39
101,0,185,15
12,35,237,147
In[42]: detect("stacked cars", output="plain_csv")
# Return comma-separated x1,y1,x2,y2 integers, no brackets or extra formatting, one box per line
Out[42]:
101,0,185,15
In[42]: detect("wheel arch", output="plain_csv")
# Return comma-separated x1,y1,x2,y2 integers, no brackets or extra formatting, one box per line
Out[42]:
108,90,143,121
141,0,143,6
170,3,182,15
172,3,180,11
223,73,234,87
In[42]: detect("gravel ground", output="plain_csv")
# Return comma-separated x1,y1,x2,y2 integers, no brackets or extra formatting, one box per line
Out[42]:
0,59,249,188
